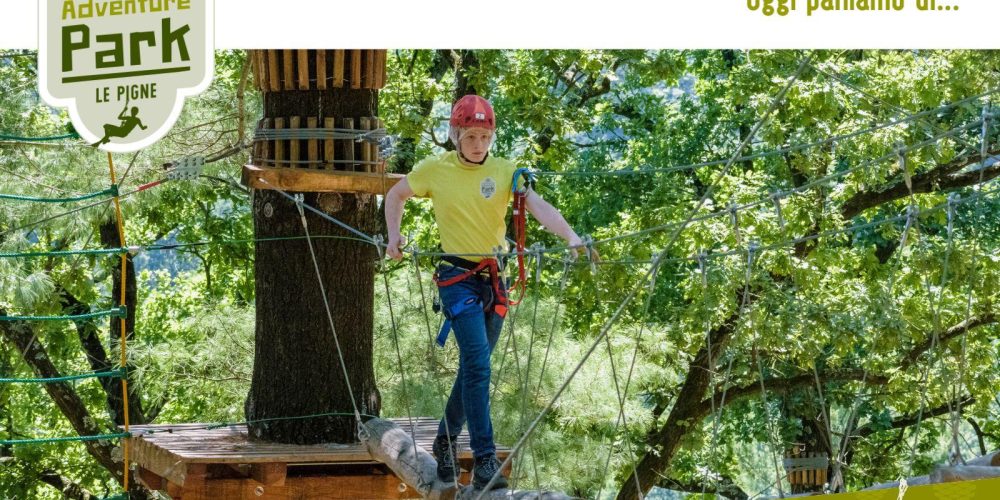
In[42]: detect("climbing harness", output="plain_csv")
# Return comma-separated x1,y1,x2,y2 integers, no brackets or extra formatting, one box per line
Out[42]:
432,255,511,347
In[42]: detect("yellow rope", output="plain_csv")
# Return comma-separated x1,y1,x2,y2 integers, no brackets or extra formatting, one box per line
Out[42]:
107,152,130,492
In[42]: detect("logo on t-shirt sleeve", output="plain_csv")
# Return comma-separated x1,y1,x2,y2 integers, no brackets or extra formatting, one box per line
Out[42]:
480,177,497,199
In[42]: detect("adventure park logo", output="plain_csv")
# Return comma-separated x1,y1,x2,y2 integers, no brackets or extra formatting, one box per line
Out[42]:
39,0,214,152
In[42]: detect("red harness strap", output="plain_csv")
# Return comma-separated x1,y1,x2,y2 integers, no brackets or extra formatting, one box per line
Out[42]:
508,189,529,306
434,258,512,317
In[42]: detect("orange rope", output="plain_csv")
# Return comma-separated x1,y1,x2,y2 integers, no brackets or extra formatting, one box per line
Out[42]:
107,152,130,492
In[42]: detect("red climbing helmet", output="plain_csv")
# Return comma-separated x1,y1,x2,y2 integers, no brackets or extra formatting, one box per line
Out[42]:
449,95,495,130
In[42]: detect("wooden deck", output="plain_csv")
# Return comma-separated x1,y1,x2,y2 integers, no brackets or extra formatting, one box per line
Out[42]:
128,417,510,499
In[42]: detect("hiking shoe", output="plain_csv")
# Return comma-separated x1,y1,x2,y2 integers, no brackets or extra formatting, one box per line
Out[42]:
472,453,508,490
432,434,460,482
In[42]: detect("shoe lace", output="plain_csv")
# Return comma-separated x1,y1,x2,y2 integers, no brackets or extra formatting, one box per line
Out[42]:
477,456,500,477
437,438,457,467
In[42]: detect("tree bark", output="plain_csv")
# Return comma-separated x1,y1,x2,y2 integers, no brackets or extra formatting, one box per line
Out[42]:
245,81,382,444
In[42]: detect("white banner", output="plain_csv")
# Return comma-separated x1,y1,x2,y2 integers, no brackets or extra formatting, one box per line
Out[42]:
2,0,997,49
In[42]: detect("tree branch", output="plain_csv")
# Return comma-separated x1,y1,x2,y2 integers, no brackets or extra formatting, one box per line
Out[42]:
841,148,1000,220
854,396,975,439
901,313,998,370
38,469,99,500
700,370,887,416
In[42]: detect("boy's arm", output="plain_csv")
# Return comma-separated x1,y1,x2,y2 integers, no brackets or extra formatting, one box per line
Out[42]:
524,189,599,261
384,178,415,260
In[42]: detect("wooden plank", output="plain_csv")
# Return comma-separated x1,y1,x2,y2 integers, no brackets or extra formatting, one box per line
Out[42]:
266,50,280,92
137,467,163,490
365,49,375,88
274,118,285,168
375,118,385,174
324,117,335,169
374,50,384,88
341,118,355,171
251,463,287,486
316,49,327,90
359,117,371,172
333,50,345,87
128,437,188,486
253,50,266,91
261,118,272,168
282,49,294,90
202,473,420,499
298,50,310,90
166,480,183,499
243,165,405,196
307,117,319,168
289,116,301,168
351,50,362,89
380,50,387,89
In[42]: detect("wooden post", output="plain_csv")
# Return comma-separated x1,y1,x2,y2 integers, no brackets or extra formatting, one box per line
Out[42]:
375,118,385,175
251,463,288,487
307,117,319,168
289,116,301,168
274,117,286,168
267,50,280,92
253,50,266,90
375,51,385,89
258,118,272,168
341,118,355,171
333,50,345,87
351,50,362,89
316,49,327,90
324,117,336,169
298,50,310,90
359,117,371,172
365,49,375,88
282,49,294,91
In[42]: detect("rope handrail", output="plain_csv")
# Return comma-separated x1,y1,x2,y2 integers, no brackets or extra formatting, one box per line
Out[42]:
0,185,117,203
0,132,80,142
0,432,130,446
0,307,126,322
0,368,125,384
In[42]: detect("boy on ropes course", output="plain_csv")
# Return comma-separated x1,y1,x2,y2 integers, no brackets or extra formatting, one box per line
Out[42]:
384,94,598,490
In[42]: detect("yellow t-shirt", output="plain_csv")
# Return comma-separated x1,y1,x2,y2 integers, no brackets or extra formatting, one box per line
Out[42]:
406,151,518,257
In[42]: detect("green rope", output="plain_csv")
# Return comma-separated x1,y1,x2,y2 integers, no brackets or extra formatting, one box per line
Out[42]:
0,186,117,203
0,432,129,446
0,368,125,384
0,132,80,142
0,306,126,322
0,236,369,260
0,247,129,259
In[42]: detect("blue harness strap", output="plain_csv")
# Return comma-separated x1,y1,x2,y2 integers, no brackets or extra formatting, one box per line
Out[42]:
435,296,483,347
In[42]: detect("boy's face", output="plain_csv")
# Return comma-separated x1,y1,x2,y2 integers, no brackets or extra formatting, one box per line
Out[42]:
458,128,493,163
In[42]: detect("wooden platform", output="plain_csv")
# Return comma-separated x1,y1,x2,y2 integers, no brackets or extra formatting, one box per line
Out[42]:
128,417,510,499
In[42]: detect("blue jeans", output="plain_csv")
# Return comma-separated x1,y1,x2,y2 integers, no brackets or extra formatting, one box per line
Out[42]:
435,263,506,459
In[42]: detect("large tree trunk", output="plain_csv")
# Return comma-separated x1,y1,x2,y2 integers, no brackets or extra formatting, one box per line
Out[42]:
245,55,384,444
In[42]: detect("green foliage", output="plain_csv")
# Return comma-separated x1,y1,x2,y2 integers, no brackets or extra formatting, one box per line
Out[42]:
2,49,1000,498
